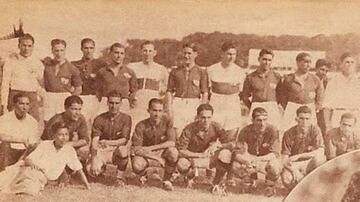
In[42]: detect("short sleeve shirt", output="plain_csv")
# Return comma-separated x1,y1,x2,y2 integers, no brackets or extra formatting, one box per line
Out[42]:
242,69,281,103
177,121,231,153
237,123,280,156
325,127,360,159
282,124,324,156
27,140,82,180
41,112,89,144
91,111,132,141
96,65,137,98
71,58,107,95
132,116,176,147
43,59,82,92
167,65,208,98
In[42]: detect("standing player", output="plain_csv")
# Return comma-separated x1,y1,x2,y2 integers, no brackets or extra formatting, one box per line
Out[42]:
1,33,45,121
95,43,137,115
131,98,178,191
207,42,245,134
279,52,324,131
72,38,107,126
43,39,82,122
281,106,326,189
241,49,282,127
166,43,208,135
323,53,360,130
128,41,168,126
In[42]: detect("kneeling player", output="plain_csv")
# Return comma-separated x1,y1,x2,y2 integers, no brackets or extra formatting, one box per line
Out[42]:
131,98,178,191
87,91,131,186
176,104,233,193
230,107,281,196
281,106,326,189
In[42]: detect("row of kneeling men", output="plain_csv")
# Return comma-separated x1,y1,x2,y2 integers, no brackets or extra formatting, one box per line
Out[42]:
0,92,358,196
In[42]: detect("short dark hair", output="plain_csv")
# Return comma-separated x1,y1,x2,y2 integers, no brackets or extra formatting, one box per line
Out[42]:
51,39,66,48
64,95,83,109
51,121,68,135
252,107,268,119
197,103,214,115
13,93,30,104
341,112,357,123
315,59,331,69
296,52,310,62
110,42,125,52
221,41,236,52
148,98,164,109
340,52,354,62
183,43,198,52
81,38,95,48
296,106,312,116
141,41,155,49
259,49,274,58
18,33,34,44
107,90,122,99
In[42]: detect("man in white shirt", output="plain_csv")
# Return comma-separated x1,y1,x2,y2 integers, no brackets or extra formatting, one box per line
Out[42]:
207,42,246,133
0,121,90,195
0,93,39,171
323,52,360,130
128,41,168,127
1,33,45,121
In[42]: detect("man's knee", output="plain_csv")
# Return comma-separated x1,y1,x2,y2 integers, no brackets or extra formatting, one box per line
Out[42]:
281,168,296,189
131,156,148,175
112,146,129,171
114,146,129,158
231,161,249,179
217,149,232,164
177,157,191,174
77,145,90,162
265,159,282,181
163,147,179,164
307,153,326,173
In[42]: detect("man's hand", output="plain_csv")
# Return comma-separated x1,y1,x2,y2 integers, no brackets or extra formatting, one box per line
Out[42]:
206,143,220,156
289,155,300,162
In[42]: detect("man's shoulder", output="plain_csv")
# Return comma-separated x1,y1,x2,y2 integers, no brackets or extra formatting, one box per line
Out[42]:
283,125,297,137
265,123,279,134
48,112,64,123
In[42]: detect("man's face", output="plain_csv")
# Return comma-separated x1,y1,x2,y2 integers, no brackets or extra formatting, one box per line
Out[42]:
297,56,311,74
54,128,70,148
253,115,268,132
14,96,30,117
198,110,213,129
52,44,66,62
142,44,156,64
258,54,273,71
65,103,82,121
340,118,356,135
183,47,197,65
110,47,125,64
148,103,164,123
316,65,329,79
222,48,237,65
341,56,356,76
108,96,122,114
81,42,95,59
296,112,312,130
18,39,34,58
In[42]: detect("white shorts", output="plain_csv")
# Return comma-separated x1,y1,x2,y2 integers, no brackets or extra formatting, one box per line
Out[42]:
79,95,98,123
43,92,71,121
172,97,200,130
130,89,160,126
210,93,242,130
282,102,317,131
249,101,283,127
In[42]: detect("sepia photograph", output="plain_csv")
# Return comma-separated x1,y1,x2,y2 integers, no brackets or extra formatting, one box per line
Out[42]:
1,0,360,201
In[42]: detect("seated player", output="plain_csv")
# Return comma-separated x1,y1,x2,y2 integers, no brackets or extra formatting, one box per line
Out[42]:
42,95,90,164
325,112,360,160
131,98,178,191
281,106,326,189
230,107,282,196
0,121,90,196
176,104,233,192
87,90,131,186
0,93,39,171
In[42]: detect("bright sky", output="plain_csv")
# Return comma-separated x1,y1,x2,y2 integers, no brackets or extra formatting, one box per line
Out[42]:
0,0,359,60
